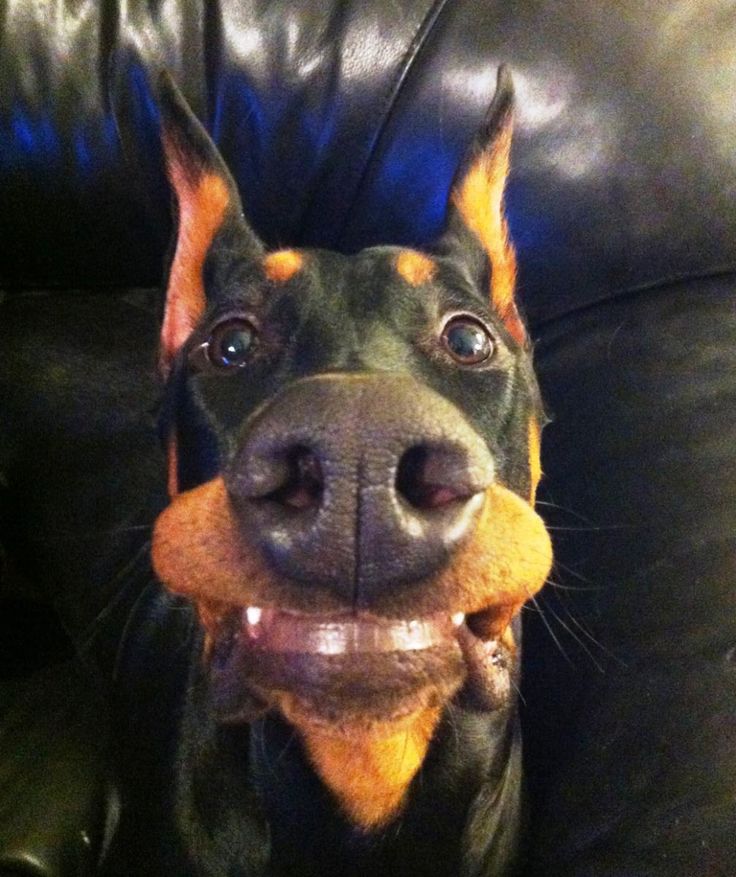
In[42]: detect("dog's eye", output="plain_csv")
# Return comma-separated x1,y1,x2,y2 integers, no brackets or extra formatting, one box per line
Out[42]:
441,317,494,365
206,319,258,369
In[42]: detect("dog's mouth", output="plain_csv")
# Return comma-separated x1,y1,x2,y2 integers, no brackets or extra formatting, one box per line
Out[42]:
207,603,516,729
152,477,551,732
154,476,551,827
237,605,464,655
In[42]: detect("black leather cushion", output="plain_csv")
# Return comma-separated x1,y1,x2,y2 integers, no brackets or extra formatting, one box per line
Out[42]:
525,276,736,874
1,1,734,327
1,1,735,874
0,661,114,877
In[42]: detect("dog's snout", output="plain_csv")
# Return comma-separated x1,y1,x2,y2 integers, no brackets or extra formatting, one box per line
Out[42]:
225,374,494,603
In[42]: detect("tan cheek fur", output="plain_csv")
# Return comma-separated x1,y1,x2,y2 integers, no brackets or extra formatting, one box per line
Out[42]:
423,483,552,633
151,478,347,613
152,479,551,619
151,478,552,828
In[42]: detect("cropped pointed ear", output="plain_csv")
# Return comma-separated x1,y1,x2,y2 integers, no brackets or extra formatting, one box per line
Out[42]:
155,72,264,374
439,66,525,345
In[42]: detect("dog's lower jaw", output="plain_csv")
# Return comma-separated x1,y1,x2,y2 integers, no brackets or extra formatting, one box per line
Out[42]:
280,697,443,829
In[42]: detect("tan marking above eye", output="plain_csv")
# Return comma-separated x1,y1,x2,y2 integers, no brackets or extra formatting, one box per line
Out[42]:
395,249,437,286
263,249,304,283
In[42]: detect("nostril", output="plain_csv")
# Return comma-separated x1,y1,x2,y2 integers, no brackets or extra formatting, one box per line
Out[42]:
265,445,324,510
396,444,472,510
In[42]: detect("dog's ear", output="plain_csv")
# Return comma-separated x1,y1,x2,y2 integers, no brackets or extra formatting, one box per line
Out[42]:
439,66,524,345
155,72,263,374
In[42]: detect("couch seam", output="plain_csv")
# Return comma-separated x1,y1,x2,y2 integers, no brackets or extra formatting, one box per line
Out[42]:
336,0,452,249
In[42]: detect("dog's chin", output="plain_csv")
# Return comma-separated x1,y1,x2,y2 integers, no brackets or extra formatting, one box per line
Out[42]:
206,605,518,731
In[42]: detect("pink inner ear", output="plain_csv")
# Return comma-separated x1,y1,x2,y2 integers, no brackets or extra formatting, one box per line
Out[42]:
160,134,231,375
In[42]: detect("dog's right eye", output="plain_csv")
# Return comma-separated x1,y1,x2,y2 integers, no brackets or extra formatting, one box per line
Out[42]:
204,319,258,370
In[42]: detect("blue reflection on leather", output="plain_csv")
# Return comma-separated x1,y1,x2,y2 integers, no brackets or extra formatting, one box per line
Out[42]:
505,178,550,251
103,114,119,149
5,104,61,168
130,61,160,127
375,136,457,244
300,102,336,156
73,129,92,175
11,106,35,153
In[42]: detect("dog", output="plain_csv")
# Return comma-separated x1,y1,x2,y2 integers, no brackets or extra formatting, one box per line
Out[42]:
118,65,552,877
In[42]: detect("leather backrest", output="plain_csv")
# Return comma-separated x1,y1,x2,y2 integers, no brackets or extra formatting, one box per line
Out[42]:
1,0,734,328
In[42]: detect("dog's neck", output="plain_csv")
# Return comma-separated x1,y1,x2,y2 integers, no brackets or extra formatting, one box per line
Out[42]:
173,644,523,877
248,710,522,877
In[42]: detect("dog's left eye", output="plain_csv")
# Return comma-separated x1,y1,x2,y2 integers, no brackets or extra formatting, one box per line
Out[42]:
206,319,258,369
441,316,495,365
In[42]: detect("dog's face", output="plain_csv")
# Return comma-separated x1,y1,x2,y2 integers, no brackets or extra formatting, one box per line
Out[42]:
148,68,552,830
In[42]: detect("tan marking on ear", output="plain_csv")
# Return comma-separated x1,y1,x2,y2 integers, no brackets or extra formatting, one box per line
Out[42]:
395,249,436,286
452,122,526,345
282,702,441,829
160,132,230,374
528,416,542,504
263,249,303,283
166,433,179,498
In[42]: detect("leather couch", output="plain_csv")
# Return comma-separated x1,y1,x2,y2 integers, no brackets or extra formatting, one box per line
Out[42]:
1,1,735,874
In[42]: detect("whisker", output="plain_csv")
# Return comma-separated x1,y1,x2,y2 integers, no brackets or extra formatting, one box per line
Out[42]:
510,676,526,708
540,599,605,673
534,499,597,524
544,577,599,594
549,558,597,586
556,598,627,668
544,523,633,533
275,727,299,765
528,594,574,666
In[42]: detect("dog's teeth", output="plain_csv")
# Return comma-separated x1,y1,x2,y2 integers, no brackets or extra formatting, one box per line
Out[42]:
245,606,263,626
451,612,466,628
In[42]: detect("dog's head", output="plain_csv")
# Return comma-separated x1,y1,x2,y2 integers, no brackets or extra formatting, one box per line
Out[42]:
146,67,552,829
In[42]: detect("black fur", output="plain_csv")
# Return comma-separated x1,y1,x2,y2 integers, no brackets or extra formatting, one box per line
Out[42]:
108,65,543,877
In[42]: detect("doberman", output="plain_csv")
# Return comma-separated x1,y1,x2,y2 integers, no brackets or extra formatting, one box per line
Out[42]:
133,65,552,876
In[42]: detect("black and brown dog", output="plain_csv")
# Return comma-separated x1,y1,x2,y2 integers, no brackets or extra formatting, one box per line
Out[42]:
132,66,551,876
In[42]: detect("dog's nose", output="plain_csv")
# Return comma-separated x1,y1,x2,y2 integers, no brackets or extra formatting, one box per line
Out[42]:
225,374,494,603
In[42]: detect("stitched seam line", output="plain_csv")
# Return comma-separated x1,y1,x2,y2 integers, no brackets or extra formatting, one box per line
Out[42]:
337,0,452,248
531,265,736,332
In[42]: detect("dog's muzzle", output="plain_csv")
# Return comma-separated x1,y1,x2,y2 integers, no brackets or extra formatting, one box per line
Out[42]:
224,373,495,605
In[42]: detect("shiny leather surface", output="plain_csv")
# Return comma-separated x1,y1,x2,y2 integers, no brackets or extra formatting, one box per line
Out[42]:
525,277,736,874
1,1,736,874
0,1,734,326
0,661,114,877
